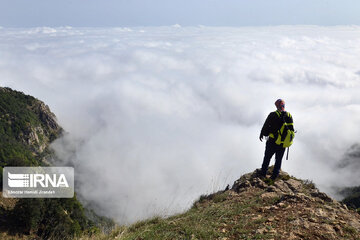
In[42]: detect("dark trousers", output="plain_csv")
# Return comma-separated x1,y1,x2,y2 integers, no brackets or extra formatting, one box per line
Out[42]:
261,140,285,178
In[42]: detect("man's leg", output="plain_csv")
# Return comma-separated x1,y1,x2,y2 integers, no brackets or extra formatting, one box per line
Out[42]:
271,146,286,179
261,141,276,176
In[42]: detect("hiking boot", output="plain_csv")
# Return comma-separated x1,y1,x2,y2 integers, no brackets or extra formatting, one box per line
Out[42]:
255,169,266,179
259,174,267,180
270,175,277,181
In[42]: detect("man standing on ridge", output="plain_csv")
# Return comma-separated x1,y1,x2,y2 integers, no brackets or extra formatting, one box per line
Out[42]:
259,99,294,180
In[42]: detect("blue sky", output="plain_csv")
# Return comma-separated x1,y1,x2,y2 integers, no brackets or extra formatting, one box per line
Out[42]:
1,0,360,27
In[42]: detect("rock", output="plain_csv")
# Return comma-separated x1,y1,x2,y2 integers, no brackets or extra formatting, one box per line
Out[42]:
38,102,59,130
310,191,334,202
288,232,298,240
277,202,286,207
324,205,334,211
314,208,327,217
334,225,343,235
267,186,278,192
322,224,336,234
274,180,293,193
261,192,279,200
290,218,301,226
259,206,272,212
269,206,279,210
339,220,347,224
285,179,303,192
234,180,251,192
228,168,360,239
256,227,266,234
296,193,313,202
268,229,277,234
349,219,360,229
303,221,310,229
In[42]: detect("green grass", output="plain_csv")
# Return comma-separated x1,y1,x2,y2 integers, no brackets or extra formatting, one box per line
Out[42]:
344,225,357,235
110,191,271,240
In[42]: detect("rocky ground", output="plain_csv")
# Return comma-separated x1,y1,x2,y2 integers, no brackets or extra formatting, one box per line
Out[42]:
230,169,360,239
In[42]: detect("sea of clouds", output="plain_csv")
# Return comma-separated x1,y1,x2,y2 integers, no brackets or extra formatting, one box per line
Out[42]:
1,25,360,223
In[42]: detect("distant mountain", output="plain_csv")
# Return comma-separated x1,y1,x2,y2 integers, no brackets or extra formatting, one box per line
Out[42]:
339,143,360,170
339,186,360,211
337,144,360,211
109,169,360,240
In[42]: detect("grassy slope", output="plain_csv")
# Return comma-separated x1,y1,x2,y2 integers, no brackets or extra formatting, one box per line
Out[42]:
92,173,360,240
82,190,267,240
120,191,267,240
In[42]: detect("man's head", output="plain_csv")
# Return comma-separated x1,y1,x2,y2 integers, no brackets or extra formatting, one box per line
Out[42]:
275,99,285,112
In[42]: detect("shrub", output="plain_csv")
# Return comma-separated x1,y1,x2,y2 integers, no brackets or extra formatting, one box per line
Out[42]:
13,198,46,234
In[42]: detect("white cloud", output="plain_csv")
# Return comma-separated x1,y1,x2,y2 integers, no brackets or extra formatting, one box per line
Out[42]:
1,26,360,223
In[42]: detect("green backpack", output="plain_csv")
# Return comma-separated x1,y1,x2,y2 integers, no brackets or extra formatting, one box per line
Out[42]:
274,111,295,148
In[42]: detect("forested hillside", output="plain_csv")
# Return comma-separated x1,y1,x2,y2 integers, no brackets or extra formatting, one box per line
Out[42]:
0,87,101,239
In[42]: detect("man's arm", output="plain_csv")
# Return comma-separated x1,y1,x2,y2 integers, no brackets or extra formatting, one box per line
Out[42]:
259,113,272,141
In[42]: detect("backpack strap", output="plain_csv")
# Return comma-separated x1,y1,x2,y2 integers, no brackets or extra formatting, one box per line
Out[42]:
269,110,282,138
275,110,281,117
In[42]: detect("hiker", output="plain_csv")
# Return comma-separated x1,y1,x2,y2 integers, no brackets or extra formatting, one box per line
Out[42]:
259,99,294,180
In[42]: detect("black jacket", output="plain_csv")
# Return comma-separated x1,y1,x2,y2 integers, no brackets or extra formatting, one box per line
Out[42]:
260,110,294,140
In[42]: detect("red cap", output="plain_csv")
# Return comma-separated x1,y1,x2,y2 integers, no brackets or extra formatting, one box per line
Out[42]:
275,99,285,112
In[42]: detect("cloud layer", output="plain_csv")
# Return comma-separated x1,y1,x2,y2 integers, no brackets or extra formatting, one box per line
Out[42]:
1,26,360,223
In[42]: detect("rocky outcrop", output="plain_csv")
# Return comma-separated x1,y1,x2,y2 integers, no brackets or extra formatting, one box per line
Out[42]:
0,87,62,157
26,101,62,155
230,169,360,239
35,101,60,133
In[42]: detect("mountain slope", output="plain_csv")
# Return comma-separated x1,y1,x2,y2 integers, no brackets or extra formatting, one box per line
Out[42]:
109,169,360,240
0,87,96,239
0,86,61,168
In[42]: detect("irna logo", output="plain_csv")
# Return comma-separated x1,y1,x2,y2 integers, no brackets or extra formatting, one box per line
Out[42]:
2,167,74,198
7,172,69,188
